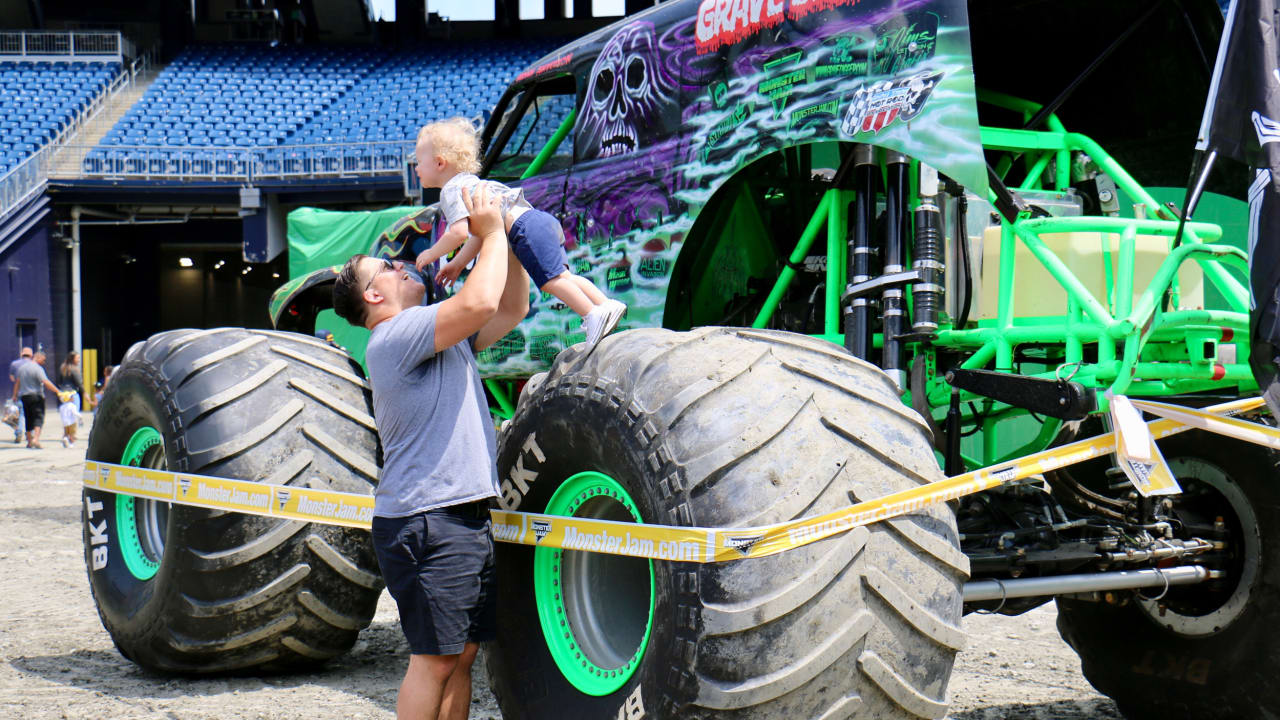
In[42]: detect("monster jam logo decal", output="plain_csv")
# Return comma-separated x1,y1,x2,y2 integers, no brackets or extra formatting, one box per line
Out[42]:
725,534,764,556
532,519,553,542
841,70,943,135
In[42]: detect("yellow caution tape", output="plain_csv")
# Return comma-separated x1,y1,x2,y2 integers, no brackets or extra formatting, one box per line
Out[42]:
1129,398,1280,451
82,395,1266,563
1109,393,1181,497
82,462,374,528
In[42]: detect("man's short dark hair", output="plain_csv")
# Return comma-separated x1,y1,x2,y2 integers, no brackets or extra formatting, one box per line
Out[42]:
332,254,370,328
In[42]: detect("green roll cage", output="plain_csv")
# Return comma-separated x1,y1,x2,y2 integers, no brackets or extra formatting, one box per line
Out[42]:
467,89,1251,475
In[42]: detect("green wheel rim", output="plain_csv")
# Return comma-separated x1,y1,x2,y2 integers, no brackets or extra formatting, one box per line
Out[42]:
116,427,166,581
534,472,654,696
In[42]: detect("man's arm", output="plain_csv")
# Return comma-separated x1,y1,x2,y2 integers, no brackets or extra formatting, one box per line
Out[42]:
475,245,530,351
432,184,509,353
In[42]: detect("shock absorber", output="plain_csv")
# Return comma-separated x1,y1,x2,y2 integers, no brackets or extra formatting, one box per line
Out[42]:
845,144,876,360
912,165,944,336
882,150,908,389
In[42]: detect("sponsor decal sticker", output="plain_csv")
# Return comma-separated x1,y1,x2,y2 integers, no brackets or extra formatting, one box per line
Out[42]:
532,519,553,542
841,70,943,135
725,534,764,556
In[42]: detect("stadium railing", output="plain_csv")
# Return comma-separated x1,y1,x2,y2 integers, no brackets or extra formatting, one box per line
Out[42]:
0,50,151,224
70,140,414,183
0,31,127,63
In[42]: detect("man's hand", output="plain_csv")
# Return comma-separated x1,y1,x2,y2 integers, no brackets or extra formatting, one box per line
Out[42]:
462,183,503,239
435,257,465,287
431,183,511,354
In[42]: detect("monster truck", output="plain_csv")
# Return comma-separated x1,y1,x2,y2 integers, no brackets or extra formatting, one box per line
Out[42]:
85,0,1279,718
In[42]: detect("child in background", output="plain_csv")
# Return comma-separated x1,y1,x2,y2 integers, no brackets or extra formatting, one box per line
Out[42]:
57,351,83,447
58,390,80,448
413,117,626,346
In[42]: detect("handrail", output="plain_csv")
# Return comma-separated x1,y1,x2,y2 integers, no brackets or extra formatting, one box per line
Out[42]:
71,140,415,182
0,57,134,223
0,31,124,62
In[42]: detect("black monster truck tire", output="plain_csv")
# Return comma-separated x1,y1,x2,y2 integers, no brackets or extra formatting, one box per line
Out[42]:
1057,431,1280,720
82,328,383,673
488,327,967,719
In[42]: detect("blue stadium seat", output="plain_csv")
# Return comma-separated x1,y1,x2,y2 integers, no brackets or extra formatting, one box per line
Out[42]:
80,41,557,177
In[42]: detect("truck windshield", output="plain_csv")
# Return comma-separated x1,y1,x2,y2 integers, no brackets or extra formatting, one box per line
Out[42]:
486,74,577,182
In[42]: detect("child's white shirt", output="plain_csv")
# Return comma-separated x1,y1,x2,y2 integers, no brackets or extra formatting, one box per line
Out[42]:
437,173,532,229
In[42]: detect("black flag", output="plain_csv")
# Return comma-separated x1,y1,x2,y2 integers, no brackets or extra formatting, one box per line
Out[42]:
1197,0,1280,412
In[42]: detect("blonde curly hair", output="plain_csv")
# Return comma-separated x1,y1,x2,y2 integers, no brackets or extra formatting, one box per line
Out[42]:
417,117,481,174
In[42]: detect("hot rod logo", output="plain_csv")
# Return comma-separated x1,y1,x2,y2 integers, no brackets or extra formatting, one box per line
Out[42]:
841,70,943,135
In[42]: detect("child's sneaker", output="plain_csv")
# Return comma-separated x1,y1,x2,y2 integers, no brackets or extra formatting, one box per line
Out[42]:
61,437,70,448
582,300,627,346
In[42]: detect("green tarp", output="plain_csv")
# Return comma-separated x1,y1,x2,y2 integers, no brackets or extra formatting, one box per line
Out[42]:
286,205,425,365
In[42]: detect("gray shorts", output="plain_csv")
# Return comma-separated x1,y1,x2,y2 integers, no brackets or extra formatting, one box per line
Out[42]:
371,501,497,655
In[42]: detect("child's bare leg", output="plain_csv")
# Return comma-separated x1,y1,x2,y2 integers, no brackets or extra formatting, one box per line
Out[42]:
568,273,607,306
541,272,596,317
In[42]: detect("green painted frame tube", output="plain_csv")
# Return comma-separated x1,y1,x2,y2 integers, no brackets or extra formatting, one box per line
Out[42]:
979,125,1249,313
753,192,834,328
996,221,1017,370
1065,298,1083,365
1120,243,1247,338
1017,151,1055,191
978,90,1069,133
521,107,577,180
825,190,849,335
1115,224,1136,320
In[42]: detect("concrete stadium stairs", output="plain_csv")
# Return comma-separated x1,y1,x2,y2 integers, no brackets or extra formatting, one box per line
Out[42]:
48,63,161,180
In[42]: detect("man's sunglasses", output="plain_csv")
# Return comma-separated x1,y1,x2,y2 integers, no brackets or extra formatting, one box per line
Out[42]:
365,258,396,293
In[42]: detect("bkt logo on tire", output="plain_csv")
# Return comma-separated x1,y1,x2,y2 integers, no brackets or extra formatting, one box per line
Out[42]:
85,496,108,570
498,433,546,511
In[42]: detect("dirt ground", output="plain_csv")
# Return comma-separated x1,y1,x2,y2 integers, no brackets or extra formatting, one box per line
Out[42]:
0,412,1121,719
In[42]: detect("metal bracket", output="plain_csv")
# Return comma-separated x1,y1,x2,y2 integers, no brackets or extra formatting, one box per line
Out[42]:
841,269,922,304
946,368,1097,420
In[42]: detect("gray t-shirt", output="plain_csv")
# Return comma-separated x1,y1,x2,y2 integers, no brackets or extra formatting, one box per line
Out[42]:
365,303,500,518
438,173,531,228
15,360,49,397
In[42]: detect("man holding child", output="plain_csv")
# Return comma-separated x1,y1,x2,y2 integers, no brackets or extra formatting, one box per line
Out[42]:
332,183,528,720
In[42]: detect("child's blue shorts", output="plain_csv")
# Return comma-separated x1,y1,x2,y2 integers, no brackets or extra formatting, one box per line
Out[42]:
509,208,570,288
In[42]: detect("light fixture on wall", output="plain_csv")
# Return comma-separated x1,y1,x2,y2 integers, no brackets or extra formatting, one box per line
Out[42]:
214,260,226,270
178,257,194,268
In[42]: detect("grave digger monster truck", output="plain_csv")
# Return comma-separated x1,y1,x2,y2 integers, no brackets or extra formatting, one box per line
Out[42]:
83,0,1279,718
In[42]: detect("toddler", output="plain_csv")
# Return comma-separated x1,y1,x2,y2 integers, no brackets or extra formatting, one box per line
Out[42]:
58,390,79,448
413,117,626,346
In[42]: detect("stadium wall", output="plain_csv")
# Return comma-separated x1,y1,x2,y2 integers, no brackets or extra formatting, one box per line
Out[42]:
0,217,57,400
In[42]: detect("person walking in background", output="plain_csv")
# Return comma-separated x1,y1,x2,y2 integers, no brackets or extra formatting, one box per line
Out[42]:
58,352,83,448
8,346,32,443
14,350,60,449
92,364,113,410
